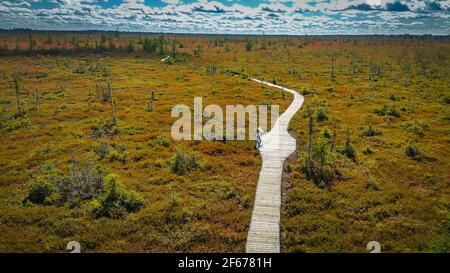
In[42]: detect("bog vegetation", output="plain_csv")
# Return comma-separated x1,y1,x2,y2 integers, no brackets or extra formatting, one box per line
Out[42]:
0,30,449,253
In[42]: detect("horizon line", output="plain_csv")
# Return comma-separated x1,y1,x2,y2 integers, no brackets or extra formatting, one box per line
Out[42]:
1,28,450,37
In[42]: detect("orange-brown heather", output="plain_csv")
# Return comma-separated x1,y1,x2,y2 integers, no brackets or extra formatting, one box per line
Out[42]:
0,32,448,252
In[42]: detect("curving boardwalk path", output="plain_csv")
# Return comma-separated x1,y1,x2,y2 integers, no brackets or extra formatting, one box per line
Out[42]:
246,79,304,253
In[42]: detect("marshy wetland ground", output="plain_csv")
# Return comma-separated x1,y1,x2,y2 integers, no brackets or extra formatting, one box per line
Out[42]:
0,32,449,252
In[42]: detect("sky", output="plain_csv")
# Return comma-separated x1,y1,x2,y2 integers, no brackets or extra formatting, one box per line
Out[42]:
0,0,449,35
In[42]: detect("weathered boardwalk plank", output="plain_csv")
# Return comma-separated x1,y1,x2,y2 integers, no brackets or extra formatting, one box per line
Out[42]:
246,79,304,253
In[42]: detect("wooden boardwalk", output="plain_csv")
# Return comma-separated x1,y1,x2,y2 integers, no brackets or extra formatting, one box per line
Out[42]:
246,79,304,253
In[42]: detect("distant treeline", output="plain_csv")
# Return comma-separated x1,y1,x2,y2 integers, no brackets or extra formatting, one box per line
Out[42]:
0,31,185,57
1,28,450,39
0,28,449,57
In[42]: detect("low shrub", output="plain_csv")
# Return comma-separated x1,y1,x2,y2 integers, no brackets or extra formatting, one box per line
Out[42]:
316,108,329,122
240,194,251,208
155,135,171,147
405,143,421,160
374,104,400,118
341,129,356,161
123,125,144,136
365,179,380,191
363,146,374,155
342,143,356,161
25,178,58,205
95,142,128,163
362,125,382,137
321,127,332,138
324,84,334,92
107,149,128,163
215,183,236,200
93,142,110,160
57,161,107,205
91,174,145,218
5,118,31,132
388,94,400,101
402,120,429,137
91,118,119,138
25,160,107,207
170,151,200,175
303,138,339,188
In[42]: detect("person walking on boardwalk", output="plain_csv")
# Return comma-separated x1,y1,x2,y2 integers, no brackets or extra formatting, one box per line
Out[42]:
256,127,264,150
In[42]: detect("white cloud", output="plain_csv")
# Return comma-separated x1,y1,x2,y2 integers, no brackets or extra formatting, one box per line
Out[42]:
0,0,448,34
162,0,181,5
